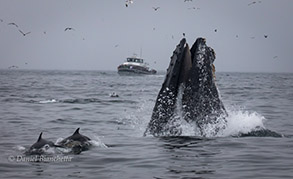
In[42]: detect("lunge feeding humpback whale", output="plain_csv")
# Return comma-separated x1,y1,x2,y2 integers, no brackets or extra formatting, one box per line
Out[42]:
145,37,227,136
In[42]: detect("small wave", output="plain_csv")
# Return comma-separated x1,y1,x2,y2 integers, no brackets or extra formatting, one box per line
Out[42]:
61,98,101,104
236,128,283,137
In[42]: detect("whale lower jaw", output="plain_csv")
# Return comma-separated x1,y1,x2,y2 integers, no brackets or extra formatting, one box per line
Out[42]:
145,38,227,137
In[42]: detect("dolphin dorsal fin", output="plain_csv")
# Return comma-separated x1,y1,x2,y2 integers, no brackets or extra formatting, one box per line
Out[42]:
37,132,43,142
73,128,80,135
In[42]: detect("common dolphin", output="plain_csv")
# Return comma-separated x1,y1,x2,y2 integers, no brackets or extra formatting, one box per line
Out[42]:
26,132,59,155
58,128,91,154
145,38,227,136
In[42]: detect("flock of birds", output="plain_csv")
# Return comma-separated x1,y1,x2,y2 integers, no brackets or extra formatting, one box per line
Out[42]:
2,0,277,69
1,0,264,39
0,20,75,37
0,19,76,69
125,0,262,9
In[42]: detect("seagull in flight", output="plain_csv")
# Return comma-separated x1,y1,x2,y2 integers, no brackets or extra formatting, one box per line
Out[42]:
64,27,75,31
153,7,160,11
18,29,31,36
248,1,256,6
8,22,18,28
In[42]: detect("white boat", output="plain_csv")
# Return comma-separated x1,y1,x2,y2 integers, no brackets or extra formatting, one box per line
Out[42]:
117,57,157,75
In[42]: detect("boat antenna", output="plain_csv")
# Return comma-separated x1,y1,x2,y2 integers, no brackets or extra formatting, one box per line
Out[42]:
140,45,142,58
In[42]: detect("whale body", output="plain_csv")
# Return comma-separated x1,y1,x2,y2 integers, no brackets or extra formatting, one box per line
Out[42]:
145,38,227,136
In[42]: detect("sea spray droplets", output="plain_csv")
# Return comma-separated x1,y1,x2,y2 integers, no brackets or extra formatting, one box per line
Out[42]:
221,109,266,137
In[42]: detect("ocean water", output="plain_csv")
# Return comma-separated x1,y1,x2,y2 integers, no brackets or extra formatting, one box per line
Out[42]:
0,70,293,179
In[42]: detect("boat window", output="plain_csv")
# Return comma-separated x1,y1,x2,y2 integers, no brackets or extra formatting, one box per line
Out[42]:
127,58,144,63
136,59,143,63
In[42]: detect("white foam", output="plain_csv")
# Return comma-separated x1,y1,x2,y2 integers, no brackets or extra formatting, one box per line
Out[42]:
14,145,26,151
39,99,58,104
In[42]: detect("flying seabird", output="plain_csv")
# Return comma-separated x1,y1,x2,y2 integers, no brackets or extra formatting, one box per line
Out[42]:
153,7,160,11
248,1,256,6
18,29,31,36
64,27,75,31
125,0,133,7
264,35,268,38
8,22,18,28
214,29,217,32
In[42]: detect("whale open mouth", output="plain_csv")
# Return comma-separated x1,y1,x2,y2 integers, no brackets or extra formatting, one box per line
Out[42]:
145,38,226,136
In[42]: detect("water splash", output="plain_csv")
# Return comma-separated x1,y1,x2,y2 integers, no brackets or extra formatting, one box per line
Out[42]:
128,98,272,137
177,108,268,137
90,135,108,148
14,145,26,151
220,108,266,137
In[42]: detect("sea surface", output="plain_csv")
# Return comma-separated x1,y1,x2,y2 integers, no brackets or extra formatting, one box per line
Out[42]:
0,70,293,179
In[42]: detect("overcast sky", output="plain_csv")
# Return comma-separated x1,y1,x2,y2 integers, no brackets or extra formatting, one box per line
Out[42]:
0,0,292,72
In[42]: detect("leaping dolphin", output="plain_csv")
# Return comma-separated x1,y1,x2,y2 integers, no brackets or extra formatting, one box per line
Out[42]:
26,132,60,155
145,37,227,136
58,128,91,154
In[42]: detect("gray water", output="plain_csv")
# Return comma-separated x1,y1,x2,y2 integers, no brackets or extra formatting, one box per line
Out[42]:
0,70,293,178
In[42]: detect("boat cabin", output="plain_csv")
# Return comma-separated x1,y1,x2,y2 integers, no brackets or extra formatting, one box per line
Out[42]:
127,57,144,63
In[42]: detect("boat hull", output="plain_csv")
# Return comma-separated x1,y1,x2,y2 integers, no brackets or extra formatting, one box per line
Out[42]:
117,65,156,75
